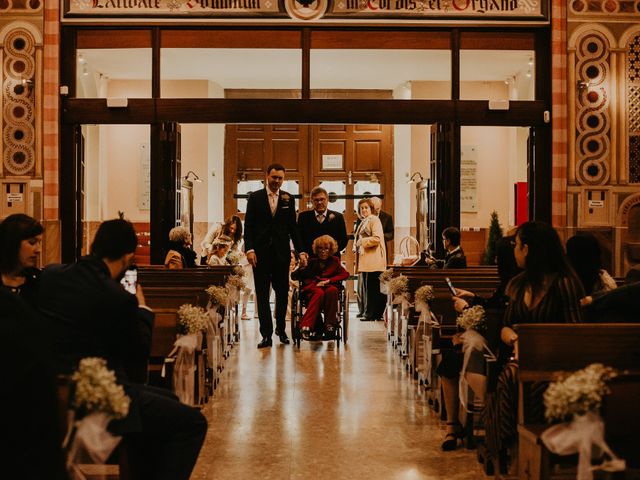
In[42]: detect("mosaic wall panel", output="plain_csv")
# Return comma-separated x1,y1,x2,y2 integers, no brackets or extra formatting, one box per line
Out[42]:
569,0,640,17
0,1,42,12
628,33,640,183
630,136,640,182
575,30,611,185
2,25,37,176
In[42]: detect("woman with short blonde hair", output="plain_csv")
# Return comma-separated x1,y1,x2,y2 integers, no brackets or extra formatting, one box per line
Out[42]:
312,235,338,256
291,234,349,340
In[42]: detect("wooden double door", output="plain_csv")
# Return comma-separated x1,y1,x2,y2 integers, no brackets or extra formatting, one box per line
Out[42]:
225,123,394,273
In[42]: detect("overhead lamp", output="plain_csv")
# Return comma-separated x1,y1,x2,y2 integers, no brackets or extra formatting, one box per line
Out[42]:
407,172,424,184
184,170,202,183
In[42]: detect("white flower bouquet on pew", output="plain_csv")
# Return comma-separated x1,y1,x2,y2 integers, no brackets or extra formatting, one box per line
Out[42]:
203,286,229,387
225,274,245,304
65,357,131,471
541,363,625,480
379,268,394,294
387,274,409,298
455,306,494,412
206,284,229,308
456,305,486,332
177,304,208,335
226,250,242,266
414,284,438,326
232,265,245,277
174,304,208,406
414,284,435,304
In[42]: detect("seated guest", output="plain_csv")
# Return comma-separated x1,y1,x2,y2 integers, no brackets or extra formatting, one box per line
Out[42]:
501,221,584,348
164,226,197,269
0,214,66,479
626,265,640,284
207,235,232,266
494,221,584,462
581,281,640,322
291,235,349,340
440,234,520,451
1,289,68,480
566,232,616,295
38,219,207,480
0,213,43,305
429,227,467,269
201,215,243,265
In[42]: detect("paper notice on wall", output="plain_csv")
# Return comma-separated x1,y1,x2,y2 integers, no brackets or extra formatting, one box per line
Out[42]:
461,145,478,213
139,144,150,210
322,154,343,170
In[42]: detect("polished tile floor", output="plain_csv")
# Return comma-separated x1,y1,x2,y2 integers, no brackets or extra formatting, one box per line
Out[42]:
192,305,484,479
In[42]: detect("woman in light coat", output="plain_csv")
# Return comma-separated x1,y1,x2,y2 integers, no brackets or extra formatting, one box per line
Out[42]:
354,198,387,321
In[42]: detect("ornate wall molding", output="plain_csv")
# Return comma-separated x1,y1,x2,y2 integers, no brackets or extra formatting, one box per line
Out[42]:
0,1,43,14
624,27,640,183
1,22,41,177
568,0,640,19
573,27,612,186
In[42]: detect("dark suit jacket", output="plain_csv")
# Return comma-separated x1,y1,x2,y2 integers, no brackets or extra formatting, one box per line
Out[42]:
297,209,348,256
378,210,394,242
37,255,155,384
244,188,302,265
435,247,467,269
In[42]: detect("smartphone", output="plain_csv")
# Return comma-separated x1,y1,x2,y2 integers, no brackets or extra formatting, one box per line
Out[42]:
121,266,138,295
445,277,457,296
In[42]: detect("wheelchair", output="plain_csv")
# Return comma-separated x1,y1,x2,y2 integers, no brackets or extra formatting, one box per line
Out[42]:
290,281,349,348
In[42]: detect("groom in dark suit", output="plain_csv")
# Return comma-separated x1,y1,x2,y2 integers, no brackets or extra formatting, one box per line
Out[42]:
244,163,307,348
297,186,348,257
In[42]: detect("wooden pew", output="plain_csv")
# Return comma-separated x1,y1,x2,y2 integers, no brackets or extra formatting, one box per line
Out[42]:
389,265,500,386
139,266,233,310
391,265,500,325
142,267,233,400
514,323,640,480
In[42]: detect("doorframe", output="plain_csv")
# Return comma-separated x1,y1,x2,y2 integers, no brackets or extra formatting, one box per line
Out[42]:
59,25,551,262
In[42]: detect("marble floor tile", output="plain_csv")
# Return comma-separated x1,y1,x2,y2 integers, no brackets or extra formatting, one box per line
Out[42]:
191,306,485,480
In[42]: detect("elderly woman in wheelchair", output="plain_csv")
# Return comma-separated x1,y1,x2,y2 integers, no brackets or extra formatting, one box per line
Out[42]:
291,235,349,340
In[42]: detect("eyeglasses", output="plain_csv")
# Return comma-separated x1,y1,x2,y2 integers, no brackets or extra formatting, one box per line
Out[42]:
317,247,331,252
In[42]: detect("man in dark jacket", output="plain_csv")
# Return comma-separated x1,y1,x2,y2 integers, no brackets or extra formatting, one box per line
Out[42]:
297,186,348,257
38,219,207,480
244,163,306,348
432,226,467,269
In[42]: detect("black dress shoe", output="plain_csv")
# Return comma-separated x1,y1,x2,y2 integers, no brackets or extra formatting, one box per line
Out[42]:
277,333,290,345
257,337,272,349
